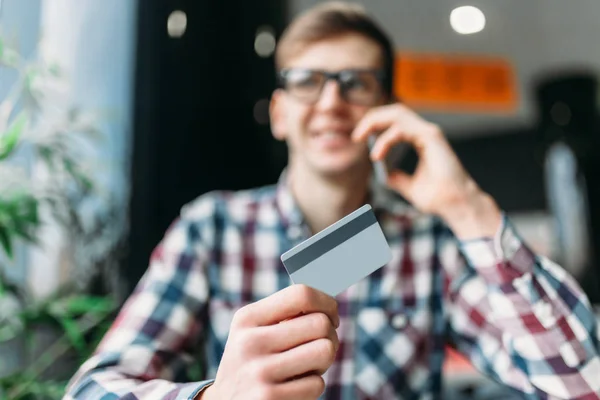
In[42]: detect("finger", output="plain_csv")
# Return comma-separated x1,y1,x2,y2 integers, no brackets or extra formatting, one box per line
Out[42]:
352,104,413,142
268,337,338,382
387,170,413,198
271,374,325,400
261,312,338,353
351,105,398,142
369,124,420,161
235,284,339,328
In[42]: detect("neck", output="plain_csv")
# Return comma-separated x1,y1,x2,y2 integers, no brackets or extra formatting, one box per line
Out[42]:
289,164,371,234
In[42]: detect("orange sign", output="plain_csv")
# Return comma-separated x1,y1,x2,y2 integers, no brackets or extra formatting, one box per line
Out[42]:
394,52,517,112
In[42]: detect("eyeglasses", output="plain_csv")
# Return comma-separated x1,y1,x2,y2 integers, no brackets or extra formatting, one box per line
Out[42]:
277,68,386,106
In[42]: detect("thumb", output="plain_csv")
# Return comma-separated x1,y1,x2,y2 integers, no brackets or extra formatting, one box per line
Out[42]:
387,170,413,198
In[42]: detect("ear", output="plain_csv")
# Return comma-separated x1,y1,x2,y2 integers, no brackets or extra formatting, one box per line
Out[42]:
270,89,287,141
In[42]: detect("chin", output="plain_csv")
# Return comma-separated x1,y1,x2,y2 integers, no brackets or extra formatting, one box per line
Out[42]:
312,157,369,178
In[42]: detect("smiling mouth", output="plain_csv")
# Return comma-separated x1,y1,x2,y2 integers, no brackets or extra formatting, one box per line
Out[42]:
310,126,354,138
309,130,356,151
313,131,349,139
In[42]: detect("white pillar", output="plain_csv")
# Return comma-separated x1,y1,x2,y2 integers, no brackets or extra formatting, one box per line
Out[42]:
27,0,137,298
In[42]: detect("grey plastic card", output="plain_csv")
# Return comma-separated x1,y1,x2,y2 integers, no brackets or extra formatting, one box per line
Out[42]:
280,204,392,297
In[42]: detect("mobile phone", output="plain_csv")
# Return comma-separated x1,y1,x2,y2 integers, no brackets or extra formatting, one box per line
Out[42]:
367,133,411,185
368,134,388,185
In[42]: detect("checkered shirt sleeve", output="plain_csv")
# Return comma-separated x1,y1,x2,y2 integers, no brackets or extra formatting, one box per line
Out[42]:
447,215,600,399
63,201,216,399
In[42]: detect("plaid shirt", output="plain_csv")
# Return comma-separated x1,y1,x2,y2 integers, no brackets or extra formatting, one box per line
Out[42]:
65,172,600,399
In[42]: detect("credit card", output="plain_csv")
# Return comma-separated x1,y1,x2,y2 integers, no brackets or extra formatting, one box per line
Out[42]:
280,204,392,297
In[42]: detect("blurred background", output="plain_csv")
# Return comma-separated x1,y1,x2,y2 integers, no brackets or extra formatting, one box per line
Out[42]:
0,0,599,398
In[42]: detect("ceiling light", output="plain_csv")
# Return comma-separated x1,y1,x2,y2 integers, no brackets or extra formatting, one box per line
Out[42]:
167,10,187,38
450,6,486,35
254,26,276,58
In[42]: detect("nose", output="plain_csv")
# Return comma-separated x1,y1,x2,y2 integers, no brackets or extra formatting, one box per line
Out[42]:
315,80,347,111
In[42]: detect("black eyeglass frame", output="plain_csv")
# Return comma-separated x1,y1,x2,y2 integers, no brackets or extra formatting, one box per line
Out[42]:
276,68,388,105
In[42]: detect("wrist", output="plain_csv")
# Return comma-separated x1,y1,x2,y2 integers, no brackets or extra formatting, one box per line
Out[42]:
440,186,502,240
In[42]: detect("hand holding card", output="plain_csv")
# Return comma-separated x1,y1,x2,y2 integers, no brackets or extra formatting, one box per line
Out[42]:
202,285,339,400
281,204,392,297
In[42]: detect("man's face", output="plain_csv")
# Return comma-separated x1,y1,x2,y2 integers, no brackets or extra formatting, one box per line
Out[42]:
270,34,386,178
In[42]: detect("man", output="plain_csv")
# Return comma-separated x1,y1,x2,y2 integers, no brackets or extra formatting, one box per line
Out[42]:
65,2,600,399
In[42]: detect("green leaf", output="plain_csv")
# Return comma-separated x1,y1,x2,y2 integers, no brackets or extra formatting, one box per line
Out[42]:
56,317,86,354
62,157,76,175
0,204,9,228
30,381,66,399
0,321,22,343
63,295,115,316
0,193,39,251
3,377,66,400
0,227,13,259
48,63,61,77
0,296,25,342
58,156,94,193
12,227,37,245
0,112,28,160
24,70,40,95
0,46,20,68
15,196,39,225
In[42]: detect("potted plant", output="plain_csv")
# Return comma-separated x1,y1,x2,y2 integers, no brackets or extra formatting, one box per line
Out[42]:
0,34,126,399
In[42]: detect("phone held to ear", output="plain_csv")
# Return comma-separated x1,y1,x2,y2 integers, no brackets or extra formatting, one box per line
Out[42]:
367,133,411,186
368,134,388,185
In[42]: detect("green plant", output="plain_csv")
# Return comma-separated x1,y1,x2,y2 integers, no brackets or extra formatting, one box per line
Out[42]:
0,35,124,399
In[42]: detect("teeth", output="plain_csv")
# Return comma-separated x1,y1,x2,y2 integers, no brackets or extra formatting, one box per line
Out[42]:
317,131,347,138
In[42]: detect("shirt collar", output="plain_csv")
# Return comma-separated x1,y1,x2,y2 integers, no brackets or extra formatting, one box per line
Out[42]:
274,167,410,238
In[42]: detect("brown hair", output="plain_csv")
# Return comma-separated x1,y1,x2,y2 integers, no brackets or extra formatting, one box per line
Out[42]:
275,1,395,95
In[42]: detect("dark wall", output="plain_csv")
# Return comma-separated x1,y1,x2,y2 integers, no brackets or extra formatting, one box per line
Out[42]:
449,128,546,213
126,0,288,291
534,72,600,303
